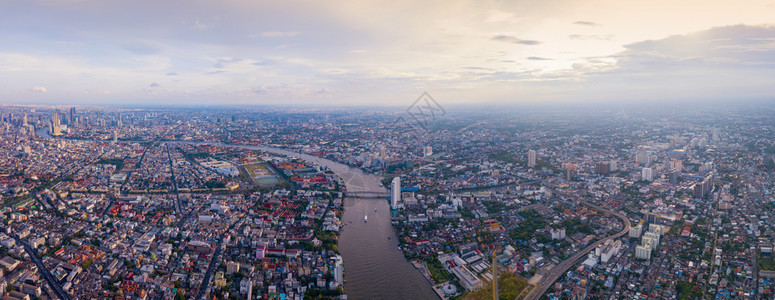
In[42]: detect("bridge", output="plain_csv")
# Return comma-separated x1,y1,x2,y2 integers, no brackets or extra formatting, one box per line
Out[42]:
347,191,391,198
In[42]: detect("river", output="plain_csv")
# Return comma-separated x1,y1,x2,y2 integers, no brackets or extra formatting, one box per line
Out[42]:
170,143,439,299
36,126,52,139
35,134,439,298
251,146,439,299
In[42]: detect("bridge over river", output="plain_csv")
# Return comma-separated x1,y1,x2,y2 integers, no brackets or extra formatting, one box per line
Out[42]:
174,142,439,300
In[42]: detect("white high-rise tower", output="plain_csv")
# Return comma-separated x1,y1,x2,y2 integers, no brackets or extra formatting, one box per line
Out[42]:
527,150,536,168
391,177,401,209
423,146,433,157
641,167,654,181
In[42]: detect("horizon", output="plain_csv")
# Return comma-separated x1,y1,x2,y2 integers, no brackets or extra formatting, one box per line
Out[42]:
2,1,775,105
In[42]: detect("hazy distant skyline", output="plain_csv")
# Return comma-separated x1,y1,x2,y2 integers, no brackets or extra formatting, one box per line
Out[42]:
2,0,775,105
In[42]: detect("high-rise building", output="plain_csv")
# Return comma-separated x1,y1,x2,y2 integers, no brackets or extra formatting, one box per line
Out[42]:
334,255,344,284
69,107,76,124
643,232,660,249
565,169,575,181
693,174,714,198
226,261,240,274
670,159,683,172
596,160,617,174
423,146,433,157
698,137,708,148
635,242,652,260
550,228,566,239
648,224,665,236
391,177,401,209
668,171,680,184
641,167,653,181
52,110,60,127
595,162,611,175
527,150,536,168
646,212,661,225
699,162,713,174
629,222,643,238
635,150,651,165
51,110,62,136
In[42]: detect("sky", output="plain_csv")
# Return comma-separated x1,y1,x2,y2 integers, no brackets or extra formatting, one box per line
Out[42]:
1,0,774,106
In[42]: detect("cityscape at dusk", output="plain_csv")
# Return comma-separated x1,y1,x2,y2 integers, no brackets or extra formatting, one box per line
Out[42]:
2,1,775,300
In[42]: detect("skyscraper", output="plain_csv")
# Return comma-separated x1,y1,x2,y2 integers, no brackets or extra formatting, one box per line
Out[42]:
391,177,401,209
595,162,611,175
423,146,433,157
51,110,62,136
69,107,76,125
527,150,536,168
52,110,60,127
670,159,682,172
641,167,653,181
635,150,651,165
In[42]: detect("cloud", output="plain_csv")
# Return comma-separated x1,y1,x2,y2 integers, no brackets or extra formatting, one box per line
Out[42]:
251,31,302,38
615,25,775,70
571,24,775,101
569,34,614,40
4,1,775,105
213,57,243,68
122,42,160,55
192,18,214,30
149,82,160,87
573,21,601,26
28,86,47,93
251,60,276,66
484,10,517,23
491,35,541,45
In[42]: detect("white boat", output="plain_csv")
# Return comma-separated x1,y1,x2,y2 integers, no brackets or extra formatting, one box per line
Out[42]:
364,215,368,222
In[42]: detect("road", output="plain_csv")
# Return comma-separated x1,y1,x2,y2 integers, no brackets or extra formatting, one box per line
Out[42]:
164,143,183,214
12,235,72,300
195,215,247,299
525,188,632,300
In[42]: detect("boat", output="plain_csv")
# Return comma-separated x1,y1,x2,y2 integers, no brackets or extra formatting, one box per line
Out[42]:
364,215,368,222
374,208,377,212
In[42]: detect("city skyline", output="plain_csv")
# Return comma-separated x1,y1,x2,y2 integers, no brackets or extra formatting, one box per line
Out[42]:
1,0,775,105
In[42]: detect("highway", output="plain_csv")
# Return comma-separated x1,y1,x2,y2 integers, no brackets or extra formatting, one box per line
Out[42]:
525,188,632,300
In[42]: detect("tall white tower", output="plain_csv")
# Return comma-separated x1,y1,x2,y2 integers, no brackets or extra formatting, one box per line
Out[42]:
423,146,433,157
641,167,654,181
527,150,536,168
391,177,401,209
